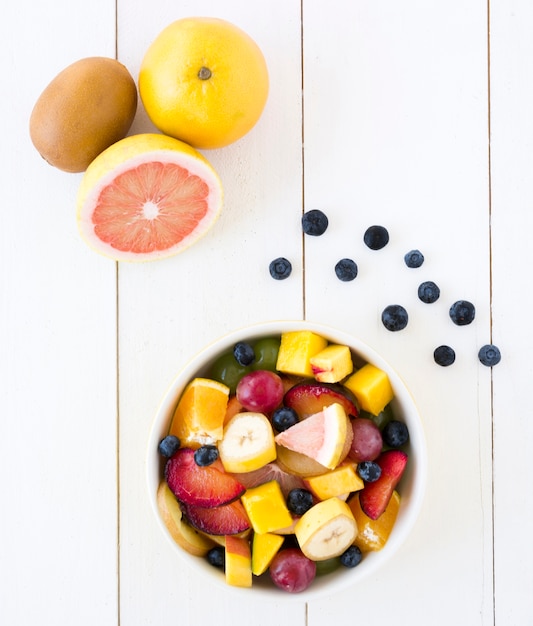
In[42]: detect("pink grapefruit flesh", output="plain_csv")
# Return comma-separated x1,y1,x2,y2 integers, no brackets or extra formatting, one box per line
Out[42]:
76,133,223,262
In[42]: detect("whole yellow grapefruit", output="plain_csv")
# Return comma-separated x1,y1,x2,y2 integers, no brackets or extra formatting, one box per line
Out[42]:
139,17,269,149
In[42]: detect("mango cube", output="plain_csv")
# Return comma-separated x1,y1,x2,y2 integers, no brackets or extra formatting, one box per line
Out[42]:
241,480,293,534
348,490,400,552
310,344,353,383
343,363,394,415
276,331,328,377
305,463,364,500
251,532,285,576
225,535,252,587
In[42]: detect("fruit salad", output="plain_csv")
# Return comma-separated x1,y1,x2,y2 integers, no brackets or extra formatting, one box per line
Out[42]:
156,330,411,593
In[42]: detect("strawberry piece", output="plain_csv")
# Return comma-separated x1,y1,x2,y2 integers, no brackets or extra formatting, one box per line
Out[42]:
181,499,251,535
165,447,245,507
359,449,408,520
284,382,359,420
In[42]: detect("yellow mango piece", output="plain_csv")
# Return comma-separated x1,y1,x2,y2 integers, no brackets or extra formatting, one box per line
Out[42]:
225,535,252,587
343,364,394,415
241,480,293,534
305,463,364,501
310,344,353,383
251,532,284,576
276,331,328,377
169,377,230,448
348,490,400,552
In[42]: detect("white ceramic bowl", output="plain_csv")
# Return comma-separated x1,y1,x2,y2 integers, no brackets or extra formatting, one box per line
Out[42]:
147,320,427,600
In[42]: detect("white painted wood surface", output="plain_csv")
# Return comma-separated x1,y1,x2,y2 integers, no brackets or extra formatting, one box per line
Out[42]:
1,1,531,624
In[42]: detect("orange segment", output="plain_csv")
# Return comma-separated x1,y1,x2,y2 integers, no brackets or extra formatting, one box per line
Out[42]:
348,490,401,552
169,377,230,448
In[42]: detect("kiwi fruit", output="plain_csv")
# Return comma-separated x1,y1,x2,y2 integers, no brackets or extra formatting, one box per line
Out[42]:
29,57,138,173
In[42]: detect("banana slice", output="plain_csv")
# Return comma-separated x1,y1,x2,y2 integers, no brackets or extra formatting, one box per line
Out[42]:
295,497,358,561
218,412,276,473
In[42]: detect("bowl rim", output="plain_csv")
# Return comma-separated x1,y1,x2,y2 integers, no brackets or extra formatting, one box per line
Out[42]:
146,319,428,601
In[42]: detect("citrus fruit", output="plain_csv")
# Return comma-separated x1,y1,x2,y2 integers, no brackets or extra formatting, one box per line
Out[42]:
168,377,230,449
30,57,137,173
138,17,269,149
274,403,351,470
76,133,223,262
348,490,401,552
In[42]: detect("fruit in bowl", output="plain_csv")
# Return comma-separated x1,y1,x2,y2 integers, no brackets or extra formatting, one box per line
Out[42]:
147,321,427,599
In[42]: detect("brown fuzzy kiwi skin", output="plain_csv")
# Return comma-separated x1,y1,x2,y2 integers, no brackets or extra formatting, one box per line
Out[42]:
29,57,138,173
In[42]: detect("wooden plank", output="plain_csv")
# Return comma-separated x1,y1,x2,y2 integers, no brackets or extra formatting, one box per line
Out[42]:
489,1,533,622
0,2,119,625
303,1,493,622
116,1,306,622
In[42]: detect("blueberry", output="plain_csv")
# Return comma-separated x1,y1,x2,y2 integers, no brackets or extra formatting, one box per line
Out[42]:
356,461,382,483
478,344,501,367
272,406,299,432
364,225,389,250
404,249,424,268
434,345,456,366
340,545,363,568
233,341,255,366
269,257,292,280
335,258,358,281
194,445,219,467
206,546,225,569
418,281,440,304
449,300,475,326
381,304,408,331
158,435,180,458
286,488,314,516
302,209,329,236
382,420,409,447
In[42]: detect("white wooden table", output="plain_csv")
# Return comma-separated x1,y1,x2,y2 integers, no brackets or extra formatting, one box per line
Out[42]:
2,1,532,624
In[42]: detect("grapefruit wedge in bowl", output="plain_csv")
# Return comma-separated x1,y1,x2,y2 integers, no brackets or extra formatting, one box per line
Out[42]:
147,321,427,599
76,133,223,262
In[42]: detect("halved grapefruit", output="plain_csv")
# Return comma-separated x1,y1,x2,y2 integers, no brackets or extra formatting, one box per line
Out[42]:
76,133,223,261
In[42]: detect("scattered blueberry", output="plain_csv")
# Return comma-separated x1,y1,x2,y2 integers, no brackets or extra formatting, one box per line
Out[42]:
434,345,456,366
272,406,299,432
364,225,389,250
356,461,382,483
158,435,180,458
381,304,408,331
478,344,501,366
206,546,225,569
194,445,219,466
269,257,292,280
233,341,255,366
302,209,329,236
404,249,425,268
449,300,476,326
340,545,363,568
286,488,314,516
418,281,440,304
383,420,410,447
335,258,358,282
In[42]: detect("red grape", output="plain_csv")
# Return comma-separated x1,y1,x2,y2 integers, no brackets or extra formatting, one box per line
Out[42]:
236,370,284,413
348,417,383,462
269,548,316,593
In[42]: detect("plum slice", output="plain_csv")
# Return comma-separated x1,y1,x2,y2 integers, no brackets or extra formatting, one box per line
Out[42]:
283,382,358,420
165,447,245,508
